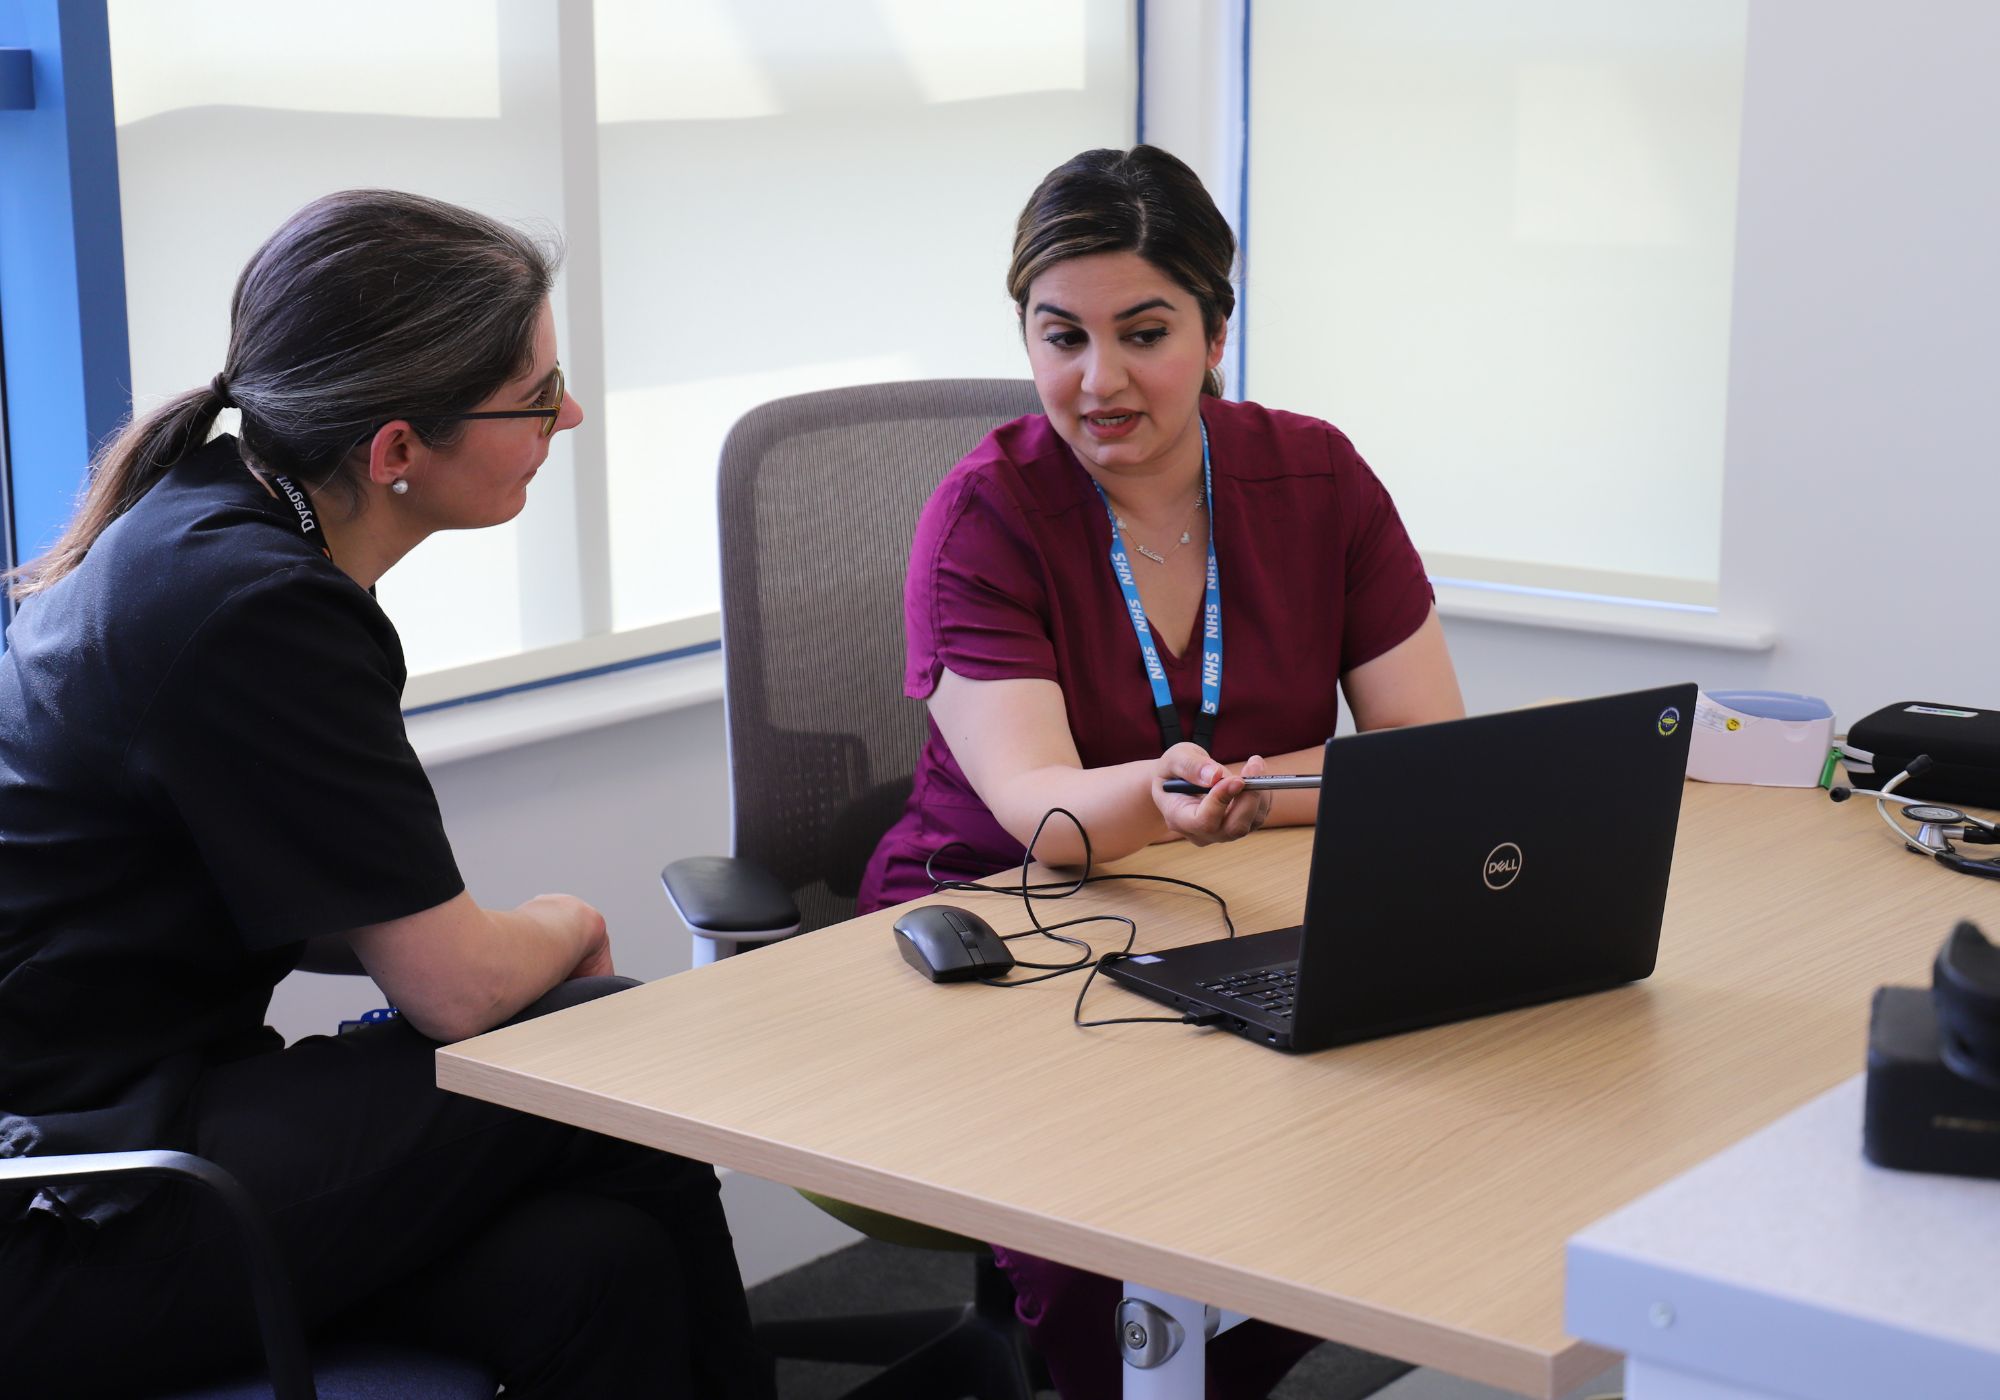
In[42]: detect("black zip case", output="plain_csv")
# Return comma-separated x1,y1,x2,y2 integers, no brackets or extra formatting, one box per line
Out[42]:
1846,701,2000,808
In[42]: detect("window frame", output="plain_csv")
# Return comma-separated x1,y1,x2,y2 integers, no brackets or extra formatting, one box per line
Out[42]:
1,0,1148,704
0,0,131,635
0,296,16,634
7,3,1744,712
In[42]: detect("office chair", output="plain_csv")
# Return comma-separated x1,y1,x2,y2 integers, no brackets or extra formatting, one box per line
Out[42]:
661,379,1048,1400
0,1149,494,1400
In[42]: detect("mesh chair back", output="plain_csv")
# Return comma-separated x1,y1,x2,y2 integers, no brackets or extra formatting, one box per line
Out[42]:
718,379,1043,933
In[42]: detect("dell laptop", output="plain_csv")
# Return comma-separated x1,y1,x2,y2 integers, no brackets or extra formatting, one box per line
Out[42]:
1103,684,1698,1052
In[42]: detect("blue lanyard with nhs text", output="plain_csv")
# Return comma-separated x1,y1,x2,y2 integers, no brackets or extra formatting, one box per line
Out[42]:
1088,421,1221,755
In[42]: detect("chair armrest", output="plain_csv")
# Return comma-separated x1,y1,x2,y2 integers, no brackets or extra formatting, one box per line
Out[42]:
0,1151,316,1400
661,856,802,958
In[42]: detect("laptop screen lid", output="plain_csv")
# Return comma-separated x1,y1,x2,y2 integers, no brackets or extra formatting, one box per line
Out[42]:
1285,683,1697,1051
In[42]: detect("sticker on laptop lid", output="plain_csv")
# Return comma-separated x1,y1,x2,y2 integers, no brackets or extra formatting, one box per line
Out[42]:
1905,704,1980,718
1657,706,1682,736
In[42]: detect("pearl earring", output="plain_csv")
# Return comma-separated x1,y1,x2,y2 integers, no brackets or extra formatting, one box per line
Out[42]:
390,480,409,495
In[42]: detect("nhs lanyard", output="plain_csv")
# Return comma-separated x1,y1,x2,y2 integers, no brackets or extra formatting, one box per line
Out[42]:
1089,422,1221,754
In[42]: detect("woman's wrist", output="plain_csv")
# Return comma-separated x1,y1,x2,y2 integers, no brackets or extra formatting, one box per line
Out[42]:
1134,760,1173,837
990,759,1170,865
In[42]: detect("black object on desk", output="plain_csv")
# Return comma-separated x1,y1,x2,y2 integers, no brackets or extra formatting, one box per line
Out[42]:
1847,701,2000,807
1864,920,2000,1180
893,905,1017,983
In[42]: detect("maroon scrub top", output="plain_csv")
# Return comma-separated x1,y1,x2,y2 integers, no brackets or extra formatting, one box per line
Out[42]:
857,396,1434,913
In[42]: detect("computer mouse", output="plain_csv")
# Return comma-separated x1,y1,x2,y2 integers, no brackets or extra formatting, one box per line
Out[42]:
891,904,1016,983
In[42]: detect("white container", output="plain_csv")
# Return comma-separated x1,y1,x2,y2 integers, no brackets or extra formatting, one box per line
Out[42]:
1687,690,1836,788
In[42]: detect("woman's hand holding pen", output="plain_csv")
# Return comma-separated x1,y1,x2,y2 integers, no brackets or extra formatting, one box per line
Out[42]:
1153,745,1271,846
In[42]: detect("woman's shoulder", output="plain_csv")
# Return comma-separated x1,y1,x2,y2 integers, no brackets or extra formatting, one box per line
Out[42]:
905,414,1083,610
939,411,1074,497
1202,396,1366,480
919,412,1081,537
30,440,381,675
110,438,346,594
2,445,393,761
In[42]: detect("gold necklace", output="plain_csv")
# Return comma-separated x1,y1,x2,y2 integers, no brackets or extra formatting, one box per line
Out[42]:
1115,493,1207,566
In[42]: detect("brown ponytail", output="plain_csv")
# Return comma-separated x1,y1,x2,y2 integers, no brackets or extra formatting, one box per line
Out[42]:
10,386,229,598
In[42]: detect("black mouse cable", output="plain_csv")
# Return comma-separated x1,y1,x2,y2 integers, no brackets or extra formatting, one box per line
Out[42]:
978,913,1131,983
1070,951,1226,1031
933,808,1232,1029
925,841,1237,934
921,822,1240,945
967,808,1117,984
984,913,1222,1031
1016,815,1202,1029
929,805,1240,965
923,837,1089,902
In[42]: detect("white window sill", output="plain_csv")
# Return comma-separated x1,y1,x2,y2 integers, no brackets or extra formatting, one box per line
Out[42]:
1433,582,1775,652
401,585,1769,768
406,647,725,768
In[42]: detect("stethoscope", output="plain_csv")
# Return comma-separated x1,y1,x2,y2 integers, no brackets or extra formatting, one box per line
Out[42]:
1829,754,2000,879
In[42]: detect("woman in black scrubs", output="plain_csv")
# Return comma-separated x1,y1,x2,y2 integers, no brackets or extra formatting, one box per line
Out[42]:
0,191,768,1398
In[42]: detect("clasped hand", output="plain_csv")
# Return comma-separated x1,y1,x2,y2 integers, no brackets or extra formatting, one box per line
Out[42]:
1152,744,1271,847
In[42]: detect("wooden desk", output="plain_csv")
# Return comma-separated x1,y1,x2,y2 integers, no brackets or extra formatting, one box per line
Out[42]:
438,782,2000,1398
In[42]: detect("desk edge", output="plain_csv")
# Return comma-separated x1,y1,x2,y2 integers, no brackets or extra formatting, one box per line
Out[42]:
439,1046,1610,1399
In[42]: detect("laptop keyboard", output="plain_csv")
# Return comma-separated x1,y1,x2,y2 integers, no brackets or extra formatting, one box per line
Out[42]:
1195,963,1299,1022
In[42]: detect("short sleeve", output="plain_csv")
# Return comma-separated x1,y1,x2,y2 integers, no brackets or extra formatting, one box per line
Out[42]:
1331,433,1436,673
124,565,464,948
904,472,1058,699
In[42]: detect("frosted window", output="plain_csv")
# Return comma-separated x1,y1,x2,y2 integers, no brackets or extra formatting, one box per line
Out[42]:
594,0,1133,631
109,2,565,675
110,2,1135,681
1246,1,1747,606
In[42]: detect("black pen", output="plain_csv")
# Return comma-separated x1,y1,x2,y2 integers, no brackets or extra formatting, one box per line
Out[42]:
1162,775,1321,797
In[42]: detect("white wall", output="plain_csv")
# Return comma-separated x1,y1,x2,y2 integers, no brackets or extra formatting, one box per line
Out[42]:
1446,0,2000,726
270,0,2000,1285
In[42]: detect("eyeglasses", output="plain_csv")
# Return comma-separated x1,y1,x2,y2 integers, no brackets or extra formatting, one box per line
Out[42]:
424,364,566,439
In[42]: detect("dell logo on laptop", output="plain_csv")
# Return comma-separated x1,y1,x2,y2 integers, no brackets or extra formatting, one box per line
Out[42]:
1483,843,1524,890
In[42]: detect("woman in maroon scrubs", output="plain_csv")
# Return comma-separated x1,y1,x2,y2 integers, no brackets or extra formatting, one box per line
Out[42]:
860,146,1466,1397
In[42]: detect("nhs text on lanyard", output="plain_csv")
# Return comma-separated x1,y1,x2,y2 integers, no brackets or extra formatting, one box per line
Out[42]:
1089,421,1221,754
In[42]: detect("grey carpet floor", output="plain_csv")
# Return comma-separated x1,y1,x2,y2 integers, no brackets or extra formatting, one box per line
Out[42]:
748,1240,1412,1399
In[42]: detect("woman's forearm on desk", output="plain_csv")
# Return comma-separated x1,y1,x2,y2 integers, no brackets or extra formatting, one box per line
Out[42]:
347,891,610,1042
930,669,1168,865
930,669,1282,865
987,758,1170,866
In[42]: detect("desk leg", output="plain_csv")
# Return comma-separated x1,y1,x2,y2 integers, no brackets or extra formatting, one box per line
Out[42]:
1119,1283,1248,1399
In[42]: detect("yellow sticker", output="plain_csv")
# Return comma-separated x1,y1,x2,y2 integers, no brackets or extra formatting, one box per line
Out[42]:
1725,717,1741,731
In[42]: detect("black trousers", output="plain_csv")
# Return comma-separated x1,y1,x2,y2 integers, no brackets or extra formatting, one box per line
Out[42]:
0,977,773,1399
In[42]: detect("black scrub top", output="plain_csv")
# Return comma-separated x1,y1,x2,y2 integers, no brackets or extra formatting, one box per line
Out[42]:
0,436,464,1224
